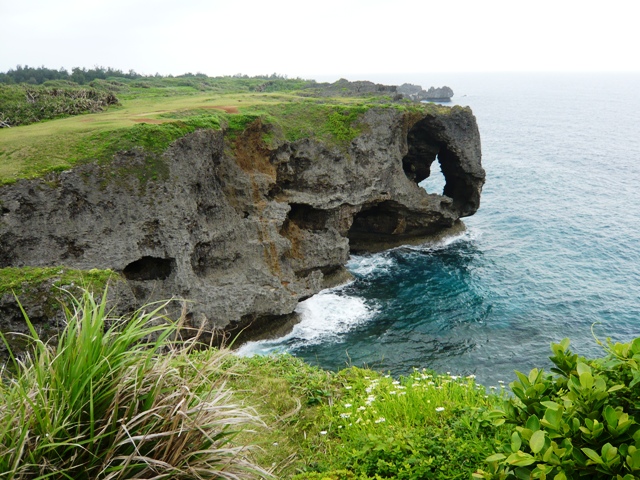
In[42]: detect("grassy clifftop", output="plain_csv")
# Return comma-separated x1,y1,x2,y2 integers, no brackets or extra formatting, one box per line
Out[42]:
0,74,450,185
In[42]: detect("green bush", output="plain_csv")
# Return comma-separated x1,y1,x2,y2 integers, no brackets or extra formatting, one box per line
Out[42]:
0,84,119,126
475,337,640,480
0,289,268,479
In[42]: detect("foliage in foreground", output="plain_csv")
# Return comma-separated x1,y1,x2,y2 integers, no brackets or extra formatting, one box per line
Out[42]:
294,369,506,479
0,289,268,479
219,354,508,479
475,336,640,480
6,287,640,479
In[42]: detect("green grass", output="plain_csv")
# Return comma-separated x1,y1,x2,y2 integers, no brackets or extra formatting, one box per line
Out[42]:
0,266,116,296
0,289,268,479
0,77,454,186
211,354,508,479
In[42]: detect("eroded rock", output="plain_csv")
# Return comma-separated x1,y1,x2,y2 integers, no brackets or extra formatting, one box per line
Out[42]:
0,106,484,339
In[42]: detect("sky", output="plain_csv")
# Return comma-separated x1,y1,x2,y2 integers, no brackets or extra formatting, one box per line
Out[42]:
2,0,639,79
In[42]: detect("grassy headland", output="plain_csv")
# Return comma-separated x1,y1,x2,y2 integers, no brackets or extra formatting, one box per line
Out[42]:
0,73,448,185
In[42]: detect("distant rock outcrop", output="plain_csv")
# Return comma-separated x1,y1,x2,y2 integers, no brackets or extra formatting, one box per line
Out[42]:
397,84,454,102
0,106,483,342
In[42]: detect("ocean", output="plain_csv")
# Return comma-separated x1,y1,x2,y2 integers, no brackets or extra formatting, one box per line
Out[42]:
238,72,640,387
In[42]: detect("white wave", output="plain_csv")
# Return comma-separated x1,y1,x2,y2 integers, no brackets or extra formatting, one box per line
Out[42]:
346,253,396,276
401,226,481,253
236,290,377,357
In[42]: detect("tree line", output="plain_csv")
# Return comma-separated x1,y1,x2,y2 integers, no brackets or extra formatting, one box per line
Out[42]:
0,65,143,85
0,65,296,86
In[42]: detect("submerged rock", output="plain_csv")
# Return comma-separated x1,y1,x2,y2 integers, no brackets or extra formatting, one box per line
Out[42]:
0,106,483,341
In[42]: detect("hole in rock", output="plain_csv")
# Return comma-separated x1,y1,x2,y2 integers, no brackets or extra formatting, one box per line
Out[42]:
419,160,446,195
403,118,476,213
284,204,328,231
349,201,402,236
123,256,174,281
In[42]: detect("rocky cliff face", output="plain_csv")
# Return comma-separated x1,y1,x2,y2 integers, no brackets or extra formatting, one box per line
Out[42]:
0,106,484,340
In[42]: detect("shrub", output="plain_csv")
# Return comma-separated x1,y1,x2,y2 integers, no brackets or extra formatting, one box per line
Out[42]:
0,288,268,479
475,337,640,480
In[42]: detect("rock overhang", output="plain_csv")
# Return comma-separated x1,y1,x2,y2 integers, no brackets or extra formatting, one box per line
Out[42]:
0,103,484,341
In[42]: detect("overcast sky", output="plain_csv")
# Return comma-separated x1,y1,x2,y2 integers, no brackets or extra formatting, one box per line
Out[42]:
2,0,639,79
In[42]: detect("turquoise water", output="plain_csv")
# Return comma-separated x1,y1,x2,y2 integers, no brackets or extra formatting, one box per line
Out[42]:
238,73,640,387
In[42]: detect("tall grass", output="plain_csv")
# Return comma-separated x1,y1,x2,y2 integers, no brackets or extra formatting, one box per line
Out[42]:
0,289,269,479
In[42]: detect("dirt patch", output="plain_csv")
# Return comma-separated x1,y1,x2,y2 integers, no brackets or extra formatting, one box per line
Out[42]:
203,105,239,114
131,118,166,124
233,118,275,177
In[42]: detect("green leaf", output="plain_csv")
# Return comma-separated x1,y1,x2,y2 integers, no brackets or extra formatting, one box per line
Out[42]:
541,401,560,410
486,453,507,463
576,362,591,376
627,449,640,470
542,408,561,430
582,447,603,464
607,384,625,393
553,471,567,480
603,405,618,427
530,430,546,454
511,432,522,452
528,368,540,384
579,371,594,389
507,451,536,467
526,415,541,432
602,443,617,462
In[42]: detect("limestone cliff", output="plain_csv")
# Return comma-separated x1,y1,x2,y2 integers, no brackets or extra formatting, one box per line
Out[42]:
0,106,484,340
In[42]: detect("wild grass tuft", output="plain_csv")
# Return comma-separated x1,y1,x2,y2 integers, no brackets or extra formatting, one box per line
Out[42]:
0,288,268,479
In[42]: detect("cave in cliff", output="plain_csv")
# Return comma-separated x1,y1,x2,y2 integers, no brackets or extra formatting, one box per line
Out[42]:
122,256,175,281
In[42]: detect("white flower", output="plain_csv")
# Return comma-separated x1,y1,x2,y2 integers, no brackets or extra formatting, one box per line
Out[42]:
340,413,351,419
498,380,505,384
345,386,353,390
397,385,406,390
344,403,352,408
389,391,397,395
392,380,400,385
375,417,386,423
435,407,445,412
467,374,476,379
319,431,327,435
358,406,366,411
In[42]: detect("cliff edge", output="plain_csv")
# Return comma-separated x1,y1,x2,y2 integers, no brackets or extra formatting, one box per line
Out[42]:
0,104,484,341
